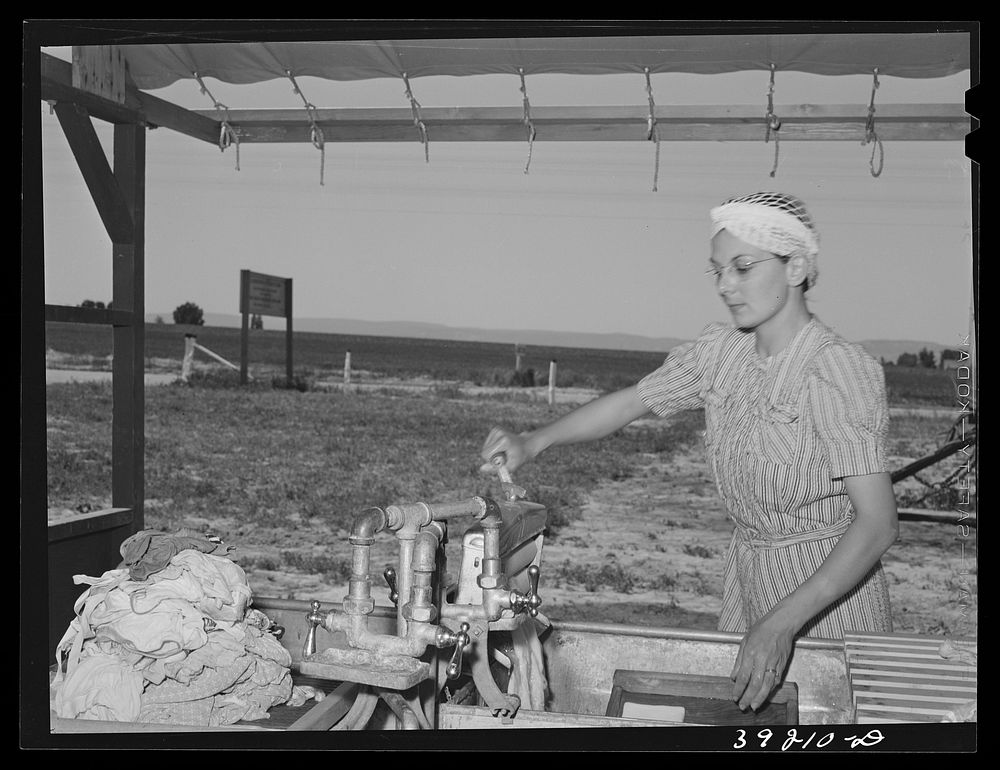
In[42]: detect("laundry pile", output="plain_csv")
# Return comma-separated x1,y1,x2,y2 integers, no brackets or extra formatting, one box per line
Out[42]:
50,530,295,726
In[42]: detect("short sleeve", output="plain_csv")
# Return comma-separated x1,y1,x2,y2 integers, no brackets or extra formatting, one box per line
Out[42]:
636,322,730,418
807,342,889,479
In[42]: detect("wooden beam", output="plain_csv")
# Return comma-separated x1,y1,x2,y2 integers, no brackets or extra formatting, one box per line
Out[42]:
204,103,971,144
42,52,219,143
111,123,145,534
47,508,133,544
41,75,142,127
52,103,134,243
72,45,128,105
44,304,135,326
43,51,966,145
135,91,224,144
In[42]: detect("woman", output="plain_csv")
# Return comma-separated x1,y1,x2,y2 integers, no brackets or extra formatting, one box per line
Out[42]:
480,191,899,713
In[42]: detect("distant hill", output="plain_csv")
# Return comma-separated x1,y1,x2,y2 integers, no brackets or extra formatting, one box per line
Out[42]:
146,312,955,360
149,312,688,354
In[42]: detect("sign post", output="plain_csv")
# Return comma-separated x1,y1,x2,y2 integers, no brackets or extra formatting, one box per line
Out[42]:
239,270,293,386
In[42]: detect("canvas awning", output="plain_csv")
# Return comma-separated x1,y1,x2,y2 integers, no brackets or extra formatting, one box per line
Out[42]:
120,34,972,90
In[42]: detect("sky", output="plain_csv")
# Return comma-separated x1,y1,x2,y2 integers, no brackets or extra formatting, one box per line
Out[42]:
37,39,975,347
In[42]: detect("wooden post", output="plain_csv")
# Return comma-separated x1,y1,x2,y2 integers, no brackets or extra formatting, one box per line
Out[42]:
181,334,196,381
239,269,250,386
514,344,522,373
548,360,557,406
285,277,294,387
344,350,352,386
111,121,144,535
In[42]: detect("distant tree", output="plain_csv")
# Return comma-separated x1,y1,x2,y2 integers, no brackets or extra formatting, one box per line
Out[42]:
940,349,961,368
155,315,165,324
896,352,918,367
251,314,264,330
917,347,936,369
173,302,205,326
79,299,105,309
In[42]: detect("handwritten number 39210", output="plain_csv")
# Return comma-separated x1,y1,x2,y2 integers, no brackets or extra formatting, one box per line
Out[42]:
733,729,885,750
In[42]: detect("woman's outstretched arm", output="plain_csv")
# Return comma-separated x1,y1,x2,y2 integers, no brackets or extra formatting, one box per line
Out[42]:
480,385,652,472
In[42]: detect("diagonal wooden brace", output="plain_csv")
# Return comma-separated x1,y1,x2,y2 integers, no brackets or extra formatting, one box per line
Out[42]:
52,102,135,244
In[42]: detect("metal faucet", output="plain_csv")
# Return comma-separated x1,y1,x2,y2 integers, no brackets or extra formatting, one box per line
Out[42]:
299,477,546,726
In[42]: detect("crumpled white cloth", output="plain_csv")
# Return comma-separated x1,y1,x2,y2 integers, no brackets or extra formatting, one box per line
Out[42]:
505,620,548,711
51,548,293,726
51,649,145,722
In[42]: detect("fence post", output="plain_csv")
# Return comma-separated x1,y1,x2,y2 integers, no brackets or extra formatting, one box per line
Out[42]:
514,344,523,373
181,334,196,382
344,350,352,386
548,360,557,406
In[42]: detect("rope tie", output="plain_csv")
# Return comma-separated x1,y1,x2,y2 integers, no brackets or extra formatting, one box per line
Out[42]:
194,71,240,171
286,70,326,185
644,68,661,192
519,68,537,174
402,72,429,163
764,64,781,178
862,68,884,178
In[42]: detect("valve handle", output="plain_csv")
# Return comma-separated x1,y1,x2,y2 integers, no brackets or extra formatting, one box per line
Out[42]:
303,600,324,657
383,566,399,605
491,453,526,501
446,622,471,680
511,565,543,617
526,564,542,617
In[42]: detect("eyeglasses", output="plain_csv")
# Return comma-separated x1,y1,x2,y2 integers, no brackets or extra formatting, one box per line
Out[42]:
705,255,783,282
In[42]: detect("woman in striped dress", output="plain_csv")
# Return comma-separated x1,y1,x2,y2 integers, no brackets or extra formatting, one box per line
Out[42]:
480,191,899,712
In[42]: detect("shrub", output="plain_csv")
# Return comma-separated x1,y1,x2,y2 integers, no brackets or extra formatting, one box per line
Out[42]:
173,302,205,326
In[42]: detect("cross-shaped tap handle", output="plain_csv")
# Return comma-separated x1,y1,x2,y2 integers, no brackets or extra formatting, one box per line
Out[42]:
445,622,471,680
510,565,542,617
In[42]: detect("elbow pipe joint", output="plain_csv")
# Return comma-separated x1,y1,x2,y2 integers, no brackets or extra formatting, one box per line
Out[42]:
476,496,503,526
402,529,442,623
349,507,387,545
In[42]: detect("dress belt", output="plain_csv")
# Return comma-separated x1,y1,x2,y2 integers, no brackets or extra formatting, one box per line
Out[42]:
736,517,852,550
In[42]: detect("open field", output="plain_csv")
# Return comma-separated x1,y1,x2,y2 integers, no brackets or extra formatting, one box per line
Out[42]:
45,321,961,403
44,323,977,638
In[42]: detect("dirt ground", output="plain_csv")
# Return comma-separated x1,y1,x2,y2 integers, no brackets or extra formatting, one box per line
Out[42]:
46,366,975,640
224,426,976,640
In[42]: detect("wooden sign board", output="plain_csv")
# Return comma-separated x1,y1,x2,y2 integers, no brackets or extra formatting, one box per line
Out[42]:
239,269,293,385
241,270,289,318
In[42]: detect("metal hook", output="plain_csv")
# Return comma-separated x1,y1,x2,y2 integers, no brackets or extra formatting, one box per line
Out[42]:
863,68,884,177
285,69,326,185
193,71,240,170
518,67,536,174
644,67,661,192
402,72,429,163
765,64,781,177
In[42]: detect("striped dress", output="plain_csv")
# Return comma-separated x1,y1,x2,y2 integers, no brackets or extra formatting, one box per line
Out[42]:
636,317,893,639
